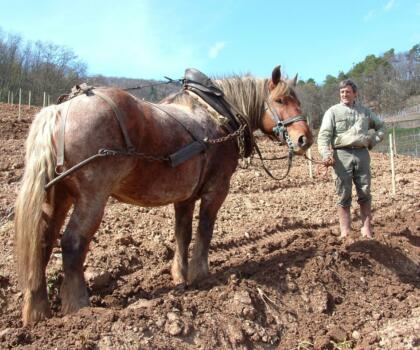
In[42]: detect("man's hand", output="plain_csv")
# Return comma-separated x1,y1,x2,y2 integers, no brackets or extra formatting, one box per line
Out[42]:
323,156,335,167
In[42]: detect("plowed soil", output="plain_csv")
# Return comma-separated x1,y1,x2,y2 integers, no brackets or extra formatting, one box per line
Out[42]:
0,102,419,350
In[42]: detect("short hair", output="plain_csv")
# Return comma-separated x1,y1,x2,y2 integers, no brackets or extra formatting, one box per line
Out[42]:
339,79,357,92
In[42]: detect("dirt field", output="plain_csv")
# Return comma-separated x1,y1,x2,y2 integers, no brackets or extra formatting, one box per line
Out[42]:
0,103,419,350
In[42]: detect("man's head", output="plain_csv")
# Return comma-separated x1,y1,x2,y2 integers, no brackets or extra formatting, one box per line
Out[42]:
339,79,357,106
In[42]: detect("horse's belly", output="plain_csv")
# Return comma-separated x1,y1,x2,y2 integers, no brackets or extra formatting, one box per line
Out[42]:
112,161,202,206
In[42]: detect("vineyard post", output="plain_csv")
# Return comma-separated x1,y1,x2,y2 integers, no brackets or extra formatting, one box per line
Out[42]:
389,133,396,196
43,92,46,107
29,91,32,108
307,115,313,179
307,148,313,179
392,125,397,155
18,88,22,119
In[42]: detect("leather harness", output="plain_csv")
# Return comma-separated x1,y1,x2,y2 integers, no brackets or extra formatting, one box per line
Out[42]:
183,68,254,158
46,69,306,189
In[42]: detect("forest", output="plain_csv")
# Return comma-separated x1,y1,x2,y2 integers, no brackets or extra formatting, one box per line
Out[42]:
0,27,419,128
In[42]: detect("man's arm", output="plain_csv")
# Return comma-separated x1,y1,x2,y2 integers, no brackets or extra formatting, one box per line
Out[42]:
318,109,334,161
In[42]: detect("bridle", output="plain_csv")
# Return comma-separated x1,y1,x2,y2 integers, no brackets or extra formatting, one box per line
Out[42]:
264,99,307,152
254,99,307,180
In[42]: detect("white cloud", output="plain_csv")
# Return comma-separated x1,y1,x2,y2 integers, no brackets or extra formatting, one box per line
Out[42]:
208,41,226,59
364,9,376,21
384,0,395,11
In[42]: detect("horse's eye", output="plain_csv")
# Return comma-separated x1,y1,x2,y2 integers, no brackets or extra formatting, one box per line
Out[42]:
276,98,284,104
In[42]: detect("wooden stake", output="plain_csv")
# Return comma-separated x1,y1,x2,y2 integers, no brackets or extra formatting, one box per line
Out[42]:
43,92,46,107
29,90,32,108
18,88,22,119
307,148,313,179
392,125,397,155
389,133,396,196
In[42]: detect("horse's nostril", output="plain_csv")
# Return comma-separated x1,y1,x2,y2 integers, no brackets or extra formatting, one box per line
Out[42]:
298,136,307,147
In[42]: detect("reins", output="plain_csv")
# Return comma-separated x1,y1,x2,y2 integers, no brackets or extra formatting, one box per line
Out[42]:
254,143,293,180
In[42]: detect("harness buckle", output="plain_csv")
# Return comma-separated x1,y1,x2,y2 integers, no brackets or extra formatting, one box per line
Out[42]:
273,122,285,140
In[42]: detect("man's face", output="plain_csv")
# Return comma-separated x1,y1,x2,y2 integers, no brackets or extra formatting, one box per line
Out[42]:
340,85,357,106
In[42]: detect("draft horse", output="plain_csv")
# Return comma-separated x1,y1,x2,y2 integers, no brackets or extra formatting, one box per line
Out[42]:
15,66,313,325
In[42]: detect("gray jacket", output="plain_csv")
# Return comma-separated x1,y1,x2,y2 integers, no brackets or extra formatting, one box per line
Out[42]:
318,102,385,160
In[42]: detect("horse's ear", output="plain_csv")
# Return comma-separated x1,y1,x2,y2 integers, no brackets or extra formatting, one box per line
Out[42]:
270,65,281,90
292,73,298,87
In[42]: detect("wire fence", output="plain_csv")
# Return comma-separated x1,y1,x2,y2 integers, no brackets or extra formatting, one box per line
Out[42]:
372,124,420,157
0,88,52,108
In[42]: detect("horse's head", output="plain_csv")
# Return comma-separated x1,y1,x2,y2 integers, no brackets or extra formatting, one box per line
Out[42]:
261,66,313,155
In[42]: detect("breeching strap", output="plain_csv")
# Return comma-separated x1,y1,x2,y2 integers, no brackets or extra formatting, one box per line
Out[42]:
93,90,135,152
55,88,135,174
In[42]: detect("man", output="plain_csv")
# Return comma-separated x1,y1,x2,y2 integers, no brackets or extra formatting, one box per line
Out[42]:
318,79,385,239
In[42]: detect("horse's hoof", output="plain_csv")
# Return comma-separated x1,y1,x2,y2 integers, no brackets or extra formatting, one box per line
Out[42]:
173,283,188,293
22,305,51,326
187,269,208,286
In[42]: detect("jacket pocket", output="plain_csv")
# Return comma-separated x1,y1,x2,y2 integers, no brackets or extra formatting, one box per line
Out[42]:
334,115,347,133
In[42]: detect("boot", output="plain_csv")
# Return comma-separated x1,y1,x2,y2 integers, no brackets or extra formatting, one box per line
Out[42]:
360,202,373,238
337,206,351,238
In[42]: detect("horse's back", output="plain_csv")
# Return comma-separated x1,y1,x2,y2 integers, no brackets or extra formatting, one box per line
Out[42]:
58,87,235,206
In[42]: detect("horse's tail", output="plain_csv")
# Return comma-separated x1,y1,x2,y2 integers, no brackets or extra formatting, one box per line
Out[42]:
15,105,60,291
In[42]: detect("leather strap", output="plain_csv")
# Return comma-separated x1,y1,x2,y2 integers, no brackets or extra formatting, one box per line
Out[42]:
56,99,73,172
55,87,135,176
93,90,135,152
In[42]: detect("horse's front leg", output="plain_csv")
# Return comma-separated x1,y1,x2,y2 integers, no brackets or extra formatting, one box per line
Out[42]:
171,200,195,285
189,188,229,284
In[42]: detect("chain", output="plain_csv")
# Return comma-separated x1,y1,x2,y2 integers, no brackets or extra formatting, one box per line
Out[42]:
100,124,248,163
203,124,247,145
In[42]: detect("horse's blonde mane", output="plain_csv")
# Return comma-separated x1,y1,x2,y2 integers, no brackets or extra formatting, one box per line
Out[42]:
214,76,268,129
168,75,294,129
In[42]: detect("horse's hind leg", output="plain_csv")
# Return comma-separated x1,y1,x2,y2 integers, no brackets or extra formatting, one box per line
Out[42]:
188,189,229,284
171,200,195,285
23,189,71,325
60,195,107,314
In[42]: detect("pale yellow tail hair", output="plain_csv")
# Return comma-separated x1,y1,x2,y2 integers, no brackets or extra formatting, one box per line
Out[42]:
15,105,60,291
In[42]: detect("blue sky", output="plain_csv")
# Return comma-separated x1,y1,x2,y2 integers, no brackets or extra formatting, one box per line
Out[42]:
0,0,419,83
